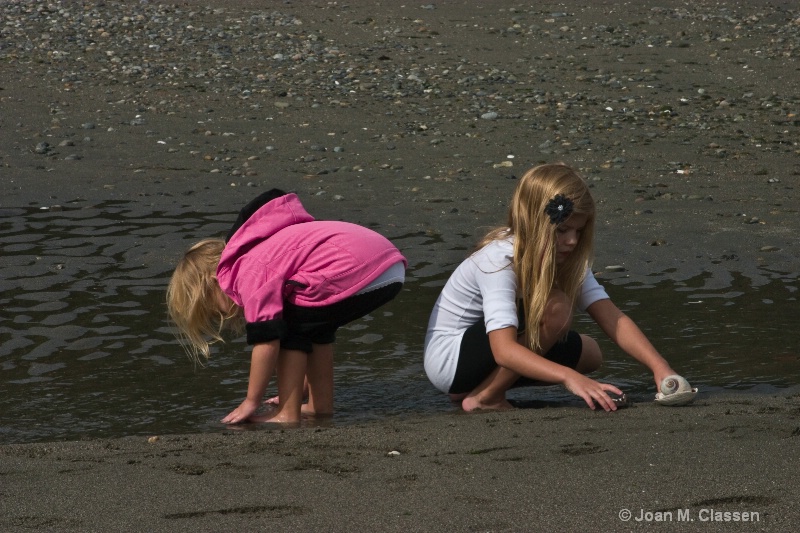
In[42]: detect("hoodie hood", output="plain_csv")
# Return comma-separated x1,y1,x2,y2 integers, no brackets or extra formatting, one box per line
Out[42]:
225,188,288,243
216,193,314,286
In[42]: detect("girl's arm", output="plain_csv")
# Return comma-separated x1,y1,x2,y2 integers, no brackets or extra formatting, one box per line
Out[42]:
489,327,622,411
221,340,280,424
586,299,675,390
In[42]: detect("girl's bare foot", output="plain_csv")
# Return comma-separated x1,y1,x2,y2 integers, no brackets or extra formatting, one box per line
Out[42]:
300,403,333,417
461,394,513,412
249,409,300,425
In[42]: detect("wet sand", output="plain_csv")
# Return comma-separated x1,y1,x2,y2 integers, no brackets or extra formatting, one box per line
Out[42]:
1,0,798,531
1,393,798,532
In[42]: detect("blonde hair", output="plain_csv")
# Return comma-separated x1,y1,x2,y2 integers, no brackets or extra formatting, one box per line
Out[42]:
166,238,243,363
478,163,595,352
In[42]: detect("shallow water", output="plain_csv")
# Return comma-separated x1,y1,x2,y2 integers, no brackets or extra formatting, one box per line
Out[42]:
1,203,798,444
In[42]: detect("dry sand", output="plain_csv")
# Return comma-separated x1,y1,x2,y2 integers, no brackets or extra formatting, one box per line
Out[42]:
1,0,798,531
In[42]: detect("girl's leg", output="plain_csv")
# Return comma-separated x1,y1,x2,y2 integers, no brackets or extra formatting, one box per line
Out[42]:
278,282,401,415
251,348,307,424
461,366,518,411
575,334,603,374
264,376,308,407
461,289,573,411
304,343,334,416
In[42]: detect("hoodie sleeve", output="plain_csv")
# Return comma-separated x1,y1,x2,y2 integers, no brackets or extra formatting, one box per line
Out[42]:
234,265,292,345
245,319,287,345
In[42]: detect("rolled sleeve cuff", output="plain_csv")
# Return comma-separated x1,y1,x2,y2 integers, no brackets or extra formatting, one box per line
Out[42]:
245,319,287,345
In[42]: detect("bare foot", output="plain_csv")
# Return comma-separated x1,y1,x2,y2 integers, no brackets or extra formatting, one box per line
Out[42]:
300,404,333,418
461,394,513,412
264,395,310,407
249,409,301,425
263,400,322,417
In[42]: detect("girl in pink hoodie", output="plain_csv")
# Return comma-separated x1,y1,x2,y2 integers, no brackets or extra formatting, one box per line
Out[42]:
168,189,407,424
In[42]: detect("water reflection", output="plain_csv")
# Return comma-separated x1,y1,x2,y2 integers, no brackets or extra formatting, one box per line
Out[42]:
1,204,798,444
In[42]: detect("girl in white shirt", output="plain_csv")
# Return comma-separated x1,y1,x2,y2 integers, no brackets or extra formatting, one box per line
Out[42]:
424,163,679,411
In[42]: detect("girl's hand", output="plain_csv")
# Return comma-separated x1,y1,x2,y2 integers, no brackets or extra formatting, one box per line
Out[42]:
221,398,261,424
223,341,280,424
653,366,677,393
562,372,623,412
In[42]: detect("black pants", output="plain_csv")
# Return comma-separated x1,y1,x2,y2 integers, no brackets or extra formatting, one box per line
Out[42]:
280,282,403,353
449,322,583,395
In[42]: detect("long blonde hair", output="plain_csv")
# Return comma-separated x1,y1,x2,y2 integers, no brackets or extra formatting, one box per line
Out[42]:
478,163,595,352
166,238,243,363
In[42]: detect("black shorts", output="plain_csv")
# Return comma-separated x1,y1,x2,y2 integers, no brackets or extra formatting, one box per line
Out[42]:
448,321,583,395
280,282,403,353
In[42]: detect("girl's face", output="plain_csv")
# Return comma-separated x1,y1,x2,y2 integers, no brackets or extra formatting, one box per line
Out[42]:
555,213,587,264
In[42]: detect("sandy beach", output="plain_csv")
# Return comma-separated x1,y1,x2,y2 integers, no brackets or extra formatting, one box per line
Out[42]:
1,0,798,530
1,392,798,532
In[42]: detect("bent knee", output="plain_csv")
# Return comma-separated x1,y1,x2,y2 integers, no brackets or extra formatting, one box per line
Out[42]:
576,335,602,374
542,289,573,337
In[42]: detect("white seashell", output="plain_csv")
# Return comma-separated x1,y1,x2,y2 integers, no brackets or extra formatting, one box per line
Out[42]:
655,375,698,406
655,389,698,406
660,374,692,395
661,377,680,394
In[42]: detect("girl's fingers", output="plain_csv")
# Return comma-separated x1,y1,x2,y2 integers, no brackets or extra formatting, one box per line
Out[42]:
582,394,598,410
566,375,620,412
591,388,617,412
601,383,624,396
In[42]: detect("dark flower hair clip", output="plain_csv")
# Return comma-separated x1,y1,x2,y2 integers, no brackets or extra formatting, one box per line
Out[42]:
544,194,574,225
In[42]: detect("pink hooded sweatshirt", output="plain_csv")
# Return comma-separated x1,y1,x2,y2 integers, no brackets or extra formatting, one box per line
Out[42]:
216,192,406,345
